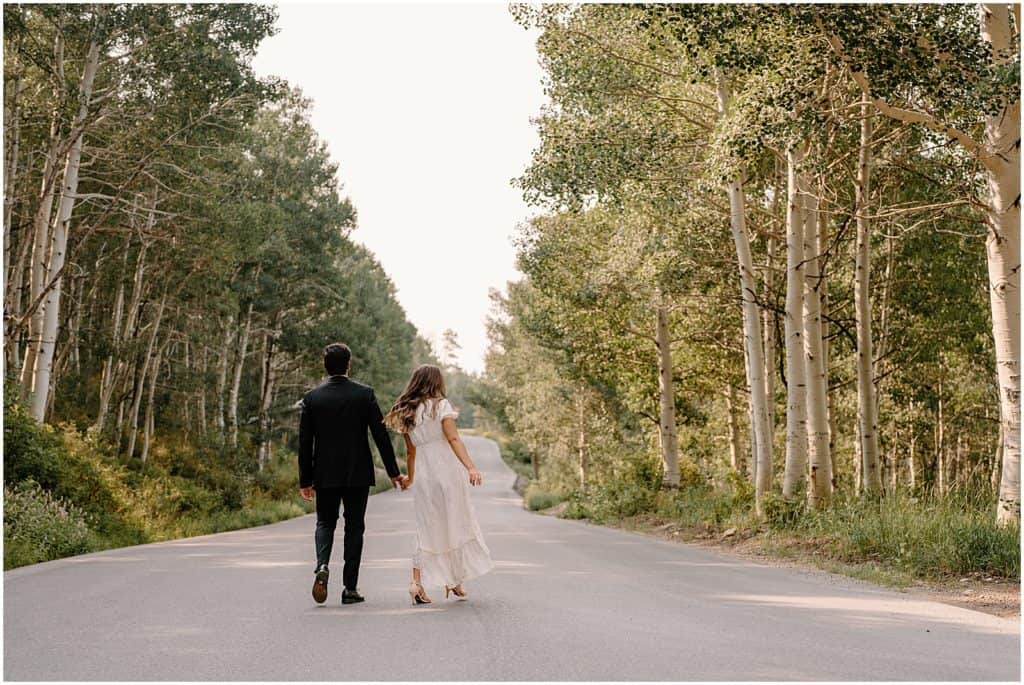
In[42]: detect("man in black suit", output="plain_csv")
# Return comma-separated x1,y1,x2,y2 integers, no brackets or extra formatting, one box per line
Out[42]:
298,343,403,605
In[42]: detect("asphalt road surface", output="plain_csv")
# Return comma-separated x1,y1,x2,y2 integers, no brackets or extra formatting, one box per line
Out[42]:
4,436,1020,680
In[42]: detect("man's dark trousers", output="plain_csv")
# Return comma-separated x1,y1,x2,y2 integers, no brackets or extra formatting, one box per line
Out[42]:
315,486,370,590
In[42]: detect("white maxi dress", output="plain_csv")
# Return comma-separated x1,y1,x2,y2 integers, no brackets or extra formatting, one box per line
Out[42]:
409,398,494,588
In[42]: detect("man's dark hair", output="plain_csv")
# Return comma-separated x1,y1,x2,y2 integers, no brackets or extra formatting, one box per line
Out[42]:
324,343,351,376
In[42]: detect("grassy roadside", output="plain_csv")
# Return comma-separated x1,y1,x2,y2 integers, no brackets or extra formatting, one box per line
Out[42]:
489,437,1019,613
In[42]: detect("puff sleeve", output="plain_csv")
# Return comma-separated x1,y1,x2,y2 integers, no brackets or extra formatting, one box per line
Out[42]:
438,398,459,421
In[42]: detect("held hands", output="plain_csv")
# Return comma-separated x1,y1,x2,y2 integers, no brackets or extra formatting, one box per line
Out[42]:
468,469,483,487
400,475,412,491
299,486,314,502
391,475,404,490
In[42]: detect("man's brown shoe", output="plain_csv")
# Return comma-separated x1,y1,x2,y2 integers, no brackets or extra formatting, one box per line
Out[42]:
312,566,329,604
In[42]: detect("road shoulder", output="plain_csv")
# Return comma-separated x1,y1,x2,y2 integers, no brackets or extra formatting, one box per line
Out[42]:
534,505,1020,620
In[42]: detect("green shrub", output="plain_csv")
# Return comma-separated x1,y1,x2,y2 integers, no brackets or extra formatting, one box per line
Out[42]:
524,482,563,511
586,480,657,522
4,480,96,567
2,393,314,570
3,392,65,489
561,491,591,519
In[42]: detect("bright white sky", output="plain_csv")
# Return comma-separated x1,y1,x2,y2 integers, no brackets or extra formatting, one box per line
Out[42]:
251,2,546,373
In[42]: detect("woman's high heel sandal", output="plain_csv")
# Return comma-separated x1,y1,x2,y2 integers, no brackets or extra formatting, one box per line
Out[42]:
409,582,432,605
445,584,467,599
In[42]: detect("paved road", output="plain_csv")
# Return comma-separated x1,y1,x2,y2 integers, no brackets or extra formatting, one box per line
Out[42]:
4,436,1020,681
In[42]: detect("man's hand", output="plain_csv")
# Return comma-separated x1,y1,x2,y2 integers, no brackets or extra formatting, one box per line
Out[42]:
299,487,314,501
391,475,404,490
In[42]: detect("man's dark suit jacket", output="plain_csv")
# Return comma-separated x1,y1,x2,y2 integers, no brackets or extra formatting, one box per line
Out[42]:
298,375,400,489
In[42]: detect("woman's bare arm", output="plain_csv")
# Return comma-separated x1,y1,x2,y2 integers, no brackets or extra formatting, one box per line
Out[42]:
401,433,416,490
442,417,482,486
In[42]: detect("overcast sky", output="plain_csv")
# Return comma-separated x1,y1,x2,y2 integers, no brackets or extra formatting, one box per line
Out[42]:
251,2,546,373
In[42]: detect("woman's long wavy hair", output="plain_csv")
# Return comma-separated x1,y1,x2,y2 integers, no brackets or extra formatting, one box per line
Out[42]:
384,364,447,433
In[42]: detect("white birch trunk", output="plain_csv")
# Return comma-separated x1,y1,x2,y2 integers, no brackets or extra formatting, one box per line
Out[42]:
782,147,809,499
855,95,882,494
197,346,208,435
937,384,945,495
655,300,680,487
256,333,277,471
818,203,838,488
127,296,166,458
576,392,587,494
228,302,254,448
980,4,1021,524
715,72,773,513
29,40,101,421
802,177,832,508
764,235,777,435
216,317,233,436
726,385,742,473
20,94,64,391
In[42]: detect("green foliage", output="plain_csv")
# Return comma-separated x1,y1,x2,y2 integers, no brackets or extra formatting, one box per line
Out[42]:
4,480,96,568
2,396,317,570
487,3,1018,584
524,482,564,511
783,490,1020,579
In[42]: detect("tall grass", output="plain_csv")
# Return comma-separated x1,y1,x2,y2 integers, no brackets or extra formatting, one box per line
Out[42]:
780,489,1020,579
566,475,1019,581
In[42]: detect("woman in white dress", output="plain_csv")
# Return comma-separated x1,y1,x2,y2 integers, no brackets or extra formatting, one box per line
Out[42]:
384,365,494,604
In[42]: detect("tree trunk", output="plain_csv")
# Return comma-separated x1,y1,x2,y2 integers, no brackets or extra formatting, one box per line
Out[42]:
95,243,130,431
854,420,863,496
817,200,838,490
908,425,917,491
20,69,65,392
726,385,743,473
215,316,234,436
140,337,169,464
655,300,680,488
782,146,809,499
28,39,101,421
6,233,31,371
229,302,254,448
197,346,208,436
890,428,900,492
803,176,832,509
4,69,24,307
127,295,166,459
992,419,1004,492
715,72,773,513
855,95,882,494
256,333,278,471
577,392,587,494
980,4,1021,525
764,235,777,435
937,379,945,496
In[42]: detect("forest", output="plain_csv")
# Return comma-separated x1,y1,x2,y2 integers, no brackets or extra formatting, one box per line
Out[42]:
478,4,1020,581
1,4,435,568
